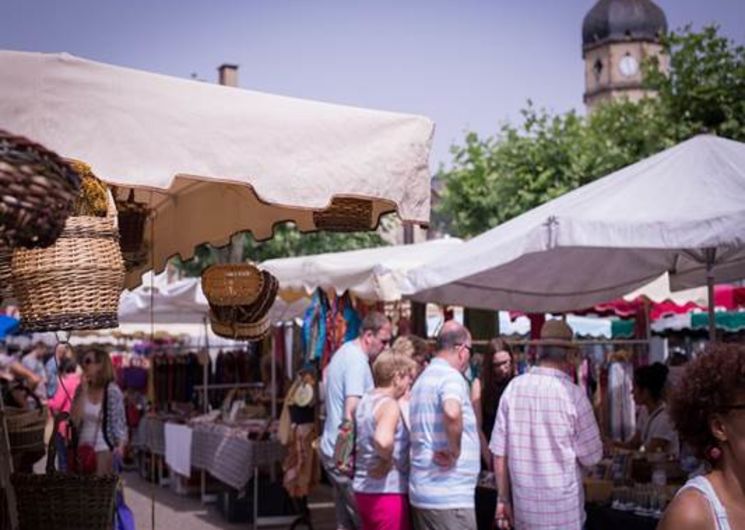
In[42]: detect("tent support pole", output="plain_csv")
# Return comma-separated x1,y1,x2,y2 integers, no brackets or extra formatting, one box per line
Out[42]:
705,248,717,343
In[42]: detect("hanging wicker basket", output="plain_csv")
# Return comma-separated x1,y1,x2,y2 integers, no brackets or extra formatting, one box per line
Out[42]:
313,197,374,232
202,264,278,341
0,130,81,249
11,413,119,530
11,194,125,332
116,189,148,253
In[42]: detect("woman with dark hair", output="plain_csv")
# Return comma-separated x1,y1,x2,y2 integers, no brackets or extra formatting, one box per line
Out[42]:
71,348,127,475
659,344,745,530
615,362,678,456
472,338,513,530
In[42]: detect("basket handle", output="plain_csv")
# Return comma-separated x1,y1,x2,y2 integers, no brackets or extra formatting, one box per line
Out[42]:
105,188,119,228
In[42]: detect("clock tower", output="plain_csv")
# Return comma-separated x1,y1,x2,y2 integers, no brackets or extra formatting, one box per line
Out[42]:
582,0,668,111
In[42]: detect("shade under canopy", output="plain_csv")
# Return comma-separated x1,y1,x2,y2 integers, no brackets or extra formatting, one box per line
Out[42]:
405,135,745,313
0,50,435,287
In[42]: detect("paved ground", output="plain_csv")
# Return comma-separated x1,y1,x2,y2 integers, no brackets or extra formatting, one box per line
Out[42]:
123,471,337,530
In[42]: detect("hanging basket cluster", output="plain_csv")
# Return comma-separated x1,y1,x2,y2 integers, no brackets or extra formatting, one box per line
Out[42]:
0,129,81,249
11,162,125,332
202,263,279,341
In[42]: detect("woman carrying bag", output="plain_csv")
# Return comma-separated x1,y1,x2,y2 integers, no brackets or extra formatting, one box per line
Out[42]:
70,347,128,475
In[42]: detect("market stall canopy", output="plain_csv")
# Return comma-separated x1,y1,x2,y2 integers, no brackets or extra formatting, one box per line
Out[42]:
405,135,745,312
0,51,435,288
262,238,462,302
117,271,309,325
610,311,745,337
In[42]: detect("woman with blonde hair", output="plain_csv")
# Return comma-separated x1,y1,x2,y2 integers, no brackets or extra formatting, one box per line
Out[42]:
353,352,417,530
71,347,127,475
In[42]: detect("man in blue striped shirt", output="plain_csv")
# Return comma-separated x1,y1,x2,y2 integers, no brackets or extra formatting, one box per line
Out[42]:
409,321,479,530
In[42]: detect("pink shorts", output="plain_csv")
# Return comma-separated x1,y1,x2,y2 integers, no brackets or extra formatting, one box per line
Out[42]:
354,492,411,530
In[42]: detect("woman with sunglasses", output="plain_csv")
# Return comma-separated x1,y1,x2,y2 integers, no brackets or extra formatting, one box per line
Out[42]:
659,344,745,530
71,347,127,475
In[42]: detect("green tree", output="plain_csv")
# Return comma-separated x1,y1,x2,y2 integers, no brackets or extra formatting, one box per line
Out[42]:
438,26,744,238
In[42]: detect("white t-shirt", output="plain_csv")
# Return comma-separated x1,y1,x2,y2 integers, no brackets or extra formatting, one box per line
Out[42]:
640,405,679,457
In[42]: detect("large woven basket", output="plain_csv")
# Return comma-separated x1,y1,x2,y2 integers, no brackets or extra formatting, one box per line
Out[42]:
11,196,125,332
4,390,47,454
0,130,81,249
11,414,118,530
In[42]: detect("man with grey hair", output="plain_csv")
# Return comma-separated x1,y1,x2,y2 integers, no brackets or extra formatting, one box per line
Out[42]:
489,320,602,530
321,311,392,530
409,320,480,530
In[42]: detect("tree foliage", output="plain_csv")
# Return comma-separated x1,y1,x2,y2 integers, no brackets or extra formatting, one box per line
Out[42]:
175,223,388,277
438,26,745,238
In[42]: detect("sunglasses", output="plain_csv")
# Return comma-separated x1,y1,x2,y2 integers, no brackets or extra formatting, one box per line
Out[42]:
83,357,101,366
457,343,473,354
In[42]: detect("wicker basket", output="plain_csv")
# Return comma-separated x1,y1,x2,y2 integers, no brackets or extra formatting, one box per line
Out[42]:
0,130,81,249
313,197,373,232
202,264,265,306
203,264,278,341
116,188,149,254
210,313,272,341
0,245,12,303
11,414,118,530
11,196,125,332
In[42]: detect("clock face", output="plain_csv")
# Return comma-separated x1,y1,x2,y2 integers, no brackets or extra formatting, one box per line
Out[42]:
619,54,639,78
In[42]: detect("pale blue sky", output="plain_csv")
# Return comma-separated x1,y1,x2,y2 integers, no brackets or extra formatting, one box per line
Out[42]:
1,1,743,169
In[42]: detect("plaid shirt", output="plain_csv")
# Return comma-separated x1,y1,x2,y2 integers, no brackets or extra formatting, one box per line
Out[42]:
489,367,602,530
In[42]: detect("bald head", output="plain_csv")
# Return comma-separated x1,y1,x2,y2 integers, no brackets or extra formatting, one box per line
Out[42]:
436,321,472,373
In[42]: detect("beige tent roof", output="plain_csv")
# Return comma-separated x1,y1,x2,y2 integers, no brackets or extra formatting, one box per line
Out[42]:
0,51,435,287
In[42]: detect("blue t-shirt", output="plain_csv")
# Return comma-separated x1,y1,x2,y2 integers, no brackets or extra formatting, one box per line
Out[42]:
320,340,374,458
409,358,480,509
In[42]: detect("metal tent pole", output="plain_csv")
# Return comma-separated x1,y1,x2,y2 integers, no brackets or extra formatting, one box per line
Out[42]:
705,248,717,343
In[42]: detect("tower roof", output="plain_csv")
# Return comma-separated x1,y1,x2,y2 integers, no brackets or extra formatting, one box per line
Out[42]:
582,0,667,48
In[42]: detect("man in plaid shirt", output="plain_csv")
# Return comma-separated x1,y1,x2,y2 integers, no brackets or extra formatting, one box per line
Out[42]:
489,320,603,530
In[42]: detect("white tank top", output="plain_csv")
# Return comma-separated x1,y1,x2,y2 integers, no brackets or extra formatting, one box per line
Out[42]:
353,391,409,494
79,398,108,451
678,475,731,530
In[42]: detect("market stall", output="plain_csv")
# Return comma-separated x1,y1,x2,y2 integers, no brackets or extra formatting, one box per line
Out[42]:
405,135,745,340
0,50,435,530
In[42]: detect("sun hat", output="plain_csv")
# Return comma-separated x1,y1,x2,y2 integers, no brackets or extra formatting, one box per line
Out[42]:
528,319,578,349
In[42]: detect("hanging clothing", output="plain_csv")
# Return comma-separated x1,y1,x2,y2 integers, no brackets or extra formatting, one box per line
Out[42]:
608,361,635,442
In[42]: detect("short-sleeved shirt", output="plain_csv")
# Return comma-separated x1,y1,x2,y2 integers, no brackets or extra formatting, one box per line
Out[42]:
640,405,679,457
409,358,480,509
489,366,603,530
320,340,374,458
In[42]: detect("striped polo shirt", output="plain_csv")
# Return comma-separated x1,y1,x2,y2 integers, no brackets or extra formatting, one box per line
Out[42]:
409,358,480,509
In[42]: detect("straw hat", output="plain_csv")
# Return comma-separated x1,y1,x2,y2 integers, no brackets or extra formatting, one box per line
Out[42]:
529,319,578,349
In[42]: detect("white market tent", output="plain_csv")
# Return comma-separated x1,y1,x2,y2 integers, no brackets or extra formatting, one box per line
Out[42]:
0,50,435,288
117,271,309,325
405,135,745,338
262,238,463,302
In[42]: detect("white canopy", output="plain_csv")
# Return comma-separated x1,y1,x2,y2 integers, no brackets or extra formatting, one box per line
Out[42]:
117,271,309,325
406,135,745,313
0,50,435,287
262,238,462,302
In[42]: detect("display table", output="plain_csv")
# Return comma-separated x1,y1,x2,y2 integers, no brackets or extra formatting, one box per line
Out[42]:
132,416,166,455
585,504,659,530
191,423,285,490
